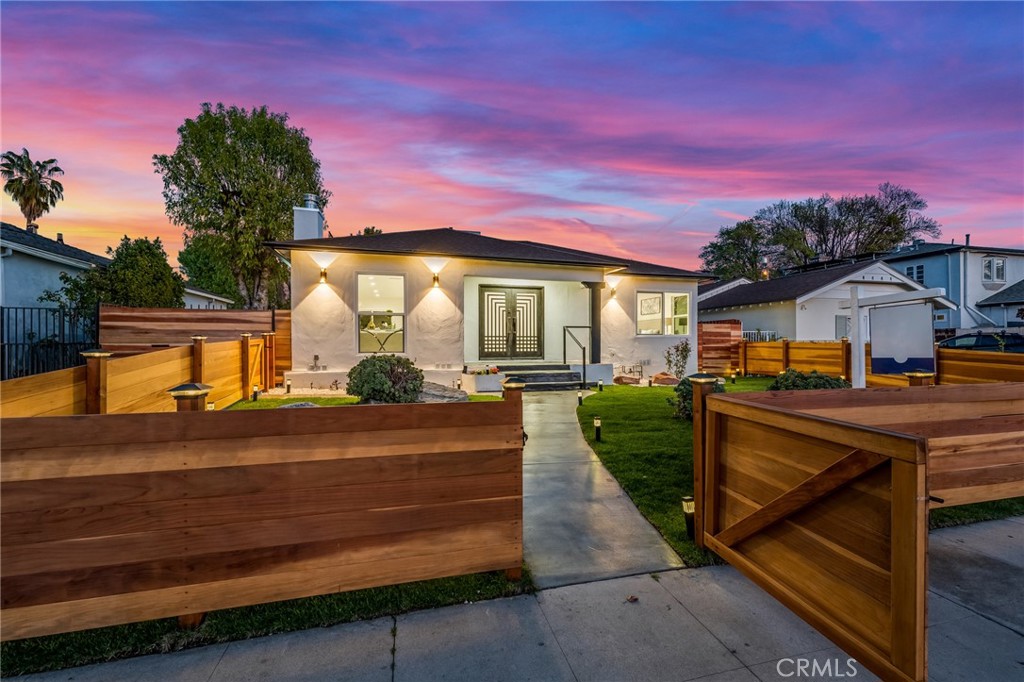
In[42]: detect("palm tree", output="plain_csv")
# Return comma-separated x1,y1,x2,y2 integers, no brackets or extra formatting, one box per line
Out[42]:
1,148,65,229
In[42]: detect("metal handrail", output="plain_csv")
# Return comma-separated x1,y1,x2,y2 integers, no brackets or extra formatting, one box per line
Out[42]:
563,325,590,388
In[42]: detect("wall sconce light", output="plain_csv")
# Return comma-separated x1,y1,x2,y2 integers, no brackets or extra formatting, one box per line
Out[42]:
609,286,617,298
319,268,328,283
681,496,695,539
593,416,602,442
432,273,439,288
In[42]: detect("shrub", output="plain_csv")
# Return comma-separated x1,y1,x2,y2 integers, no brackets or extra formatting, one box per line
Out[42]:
672,377,725,420
767,369,851,391
346,354,424,403
664,339,692,378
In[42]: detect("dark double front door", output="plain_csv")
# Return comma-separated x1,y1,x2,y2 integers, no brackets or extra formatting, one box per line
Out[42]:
479,286,544,360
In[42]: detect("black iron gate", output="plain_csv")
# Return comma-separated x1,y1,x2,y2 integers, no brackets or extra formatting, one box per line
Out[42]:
0,307,97,380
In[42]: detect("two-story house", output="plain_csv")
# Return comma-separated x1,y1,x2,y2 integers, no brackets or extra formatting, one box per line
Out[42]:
882,237,1024,333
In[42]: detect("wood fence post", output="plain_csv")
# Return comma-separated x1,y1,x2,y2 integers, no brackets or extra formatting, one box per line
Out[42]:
688,373,718,550
168,382,212,412
240,333,252,398
81,349,112,415
934,343,942,384
904,371,935,387
780,337,790,372
501,380,526,582
739,340,747,377
840,337,851,381
191,335,207,384
262,332,276,389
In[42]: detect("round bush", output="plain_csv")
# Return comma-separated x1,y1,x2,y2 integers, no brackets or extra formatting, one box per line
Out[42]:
673,378,726,420
346,354,424,403
767,369,851,391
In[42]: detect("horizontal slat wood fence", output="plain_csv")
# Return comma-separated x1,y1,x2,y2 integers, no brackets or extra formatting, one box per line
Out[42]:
0,336,267,417
697,320,741,375
690,381,1024,682
733,339,1023,385
0,388,525,641
98,306,290,385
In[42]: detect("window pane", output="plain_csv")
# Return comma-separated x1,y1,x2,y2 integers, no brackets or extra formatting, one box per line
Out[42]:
358,275,405,352
983,259,993,281
668,293,689,335
636,292,662,334
995,259,1005,281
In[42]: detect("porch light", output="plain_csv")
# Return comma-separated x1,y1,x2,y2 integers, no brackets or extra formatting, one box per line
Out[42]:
319,267,328,283
681,496,696,539
594,416,602,442
432,273,440,288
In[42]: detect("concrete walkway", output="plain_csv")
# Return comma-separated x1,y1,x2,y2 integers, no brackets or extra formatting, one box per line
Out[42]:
521,391,683,588
17,518,1022,681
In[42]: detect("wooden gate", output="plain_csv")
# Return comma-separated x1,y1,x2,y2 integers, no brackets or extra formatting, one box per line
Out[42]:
690,382,1024,682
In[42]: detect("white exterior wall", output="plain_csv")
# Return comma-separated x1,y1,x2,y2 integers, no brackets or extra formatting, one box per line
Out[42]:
797,281,912,341
701,303,798,339
601,276,699,376
183,290,230,309
965,250,1024,329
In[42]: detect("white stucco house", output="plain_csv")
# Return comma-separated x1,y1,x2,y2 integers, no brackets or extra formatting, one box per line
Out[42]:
270,200,703,389
698,259,954,341
0,221,233,311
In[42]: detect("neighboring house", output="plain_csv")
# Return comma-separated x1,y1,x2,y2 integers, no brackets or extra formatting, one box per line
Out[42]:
698,277,752,303
976,278,1024,328
882,239,1024,332
269,200,703,388
0,221,232,310
698,260,951,341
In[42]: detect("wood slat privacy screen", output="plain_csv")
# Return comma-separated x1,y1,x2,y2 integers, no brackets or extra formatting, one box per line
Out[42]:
0,391,525,641
691,382,1024,682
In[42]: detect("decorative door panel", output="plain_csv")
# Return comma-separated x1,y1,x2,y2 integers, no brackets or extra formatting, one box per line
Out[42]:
479,286,543,359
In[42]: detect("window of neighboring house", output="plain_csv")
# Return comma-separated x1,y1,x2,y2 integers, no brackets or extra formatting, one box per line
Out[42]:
982,257,1005,283
905,264,924,284
636,292,690,335
357,274,405,353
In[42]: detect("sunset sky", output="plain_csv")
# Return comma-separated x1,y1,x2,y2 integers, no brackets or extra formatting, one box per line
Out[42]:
2,1,1021,270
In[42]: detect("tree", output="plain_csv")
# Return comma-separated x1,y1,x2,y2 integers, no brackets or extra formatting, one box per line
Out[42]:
153,102,331,309
700,183,941,279
1,148,64,229
177,233,243,307
41,236,185,326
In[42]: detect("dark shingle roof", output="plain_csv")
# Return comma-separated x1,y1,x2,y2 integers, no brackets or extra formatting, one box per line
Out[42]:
698,261,886,310
1,222,109,266
884,241,1024,262
268,228,702,279
698,277,750,296
977,278,1024,306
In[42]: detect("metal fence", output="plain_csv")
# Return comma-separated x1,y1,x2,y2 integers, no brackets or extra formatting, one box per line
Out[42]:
741,330,780,342
1,306,97,380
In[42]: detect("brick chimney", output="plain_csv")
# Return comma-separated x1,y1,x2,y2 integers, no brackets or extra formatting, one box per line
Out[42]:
56,233,64,244
293,193,324,241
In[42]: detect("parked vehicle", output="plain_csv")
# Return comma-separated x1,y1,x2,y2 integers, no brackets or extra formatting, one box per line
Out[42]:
937,332,1024,353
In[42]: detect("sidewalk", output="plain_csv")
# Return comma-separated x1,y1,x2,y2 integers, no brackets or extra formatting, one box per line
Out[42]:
16,517,1023,681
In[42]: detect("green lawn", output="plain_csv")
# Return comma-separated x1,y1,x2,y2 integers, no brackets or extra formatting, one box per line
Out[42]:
576,379,1023,568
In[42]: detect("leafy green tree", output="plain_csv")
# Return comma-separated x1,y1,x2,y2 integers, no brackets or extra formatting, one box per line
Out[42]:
153,102,331,309
177,233,243,307
1,148,64,228
41,236,185,327
701,184,941,279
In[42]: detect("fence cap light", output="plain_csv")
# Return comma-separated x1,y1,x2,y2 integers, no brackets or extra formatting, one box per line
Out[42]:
687,372,718,384
168,382,213,398
80,349,113,358
903,370,935,378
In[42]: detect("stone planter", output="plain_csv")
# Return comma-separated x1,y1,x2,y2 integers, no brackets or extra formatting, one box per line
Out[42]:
461,372,506,393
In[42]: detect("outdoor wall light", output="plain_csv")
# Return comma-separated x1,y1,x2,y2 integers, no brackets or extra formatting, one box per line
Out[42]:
681,496,696,539
319,267,328,283
432,273,440,288
593,416,602,442
609,286,617,298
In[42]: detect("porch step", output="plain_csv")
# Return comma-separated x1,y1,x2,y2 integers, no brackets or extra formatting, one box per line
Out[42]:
496,365,582,392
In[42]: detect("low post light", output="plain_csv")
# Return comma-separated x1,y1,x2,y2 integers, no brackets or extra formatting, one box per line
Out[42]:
577,390,583,406
594,416,602,442
598,379,604,392
286,378,292,394
252,384,259,401
682,496,696,540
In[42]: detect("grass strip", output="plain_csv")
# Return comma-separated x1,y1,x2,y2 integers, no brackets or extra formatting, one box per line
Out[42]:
1,569,533,676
